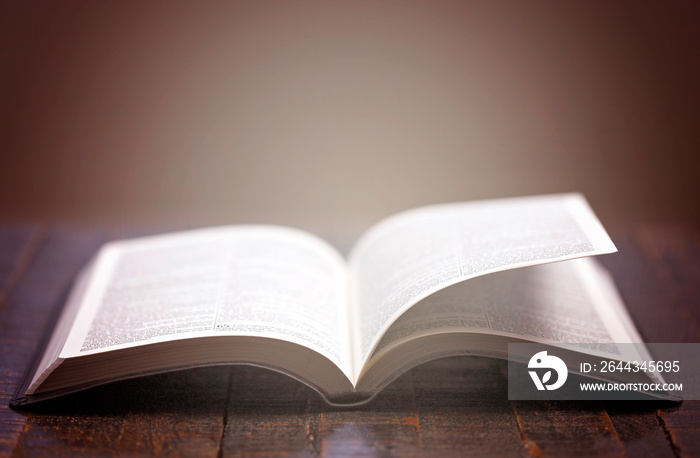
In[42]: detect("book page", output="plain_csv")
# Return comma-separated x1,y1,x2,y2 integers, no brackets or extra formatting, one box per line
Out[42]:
59,226,353,381
356,258,651,391
370,259,636,360
348,194,617,371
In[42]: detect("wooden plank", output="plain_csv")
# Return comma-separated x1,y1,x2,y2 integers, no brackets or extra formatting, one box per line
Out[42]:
635,225,700,456
658,402,700,457
606,402,675,458
221,357,525,456
636,225,700,339
316,371,421,456
598,232,697,343
512,401,626,456
16,367,229,456
0,225,43,455
0,227,103,455
222,366,320,456
0,224,42,312
412,358,524,456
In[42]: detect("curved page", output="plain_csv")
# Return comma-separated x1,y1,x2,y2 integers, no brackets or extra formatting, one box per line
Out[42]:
348,193,616,372
29,226,352,394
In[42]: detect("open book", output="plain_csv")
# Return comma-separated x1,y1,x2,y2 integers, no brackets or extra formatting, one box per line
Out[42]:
11,194,658,406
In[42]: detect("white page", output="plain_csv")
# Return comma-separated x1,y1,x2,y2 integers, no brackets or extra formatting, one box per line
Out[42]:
59,226,353,381
371,258,637,360
348,194,617,371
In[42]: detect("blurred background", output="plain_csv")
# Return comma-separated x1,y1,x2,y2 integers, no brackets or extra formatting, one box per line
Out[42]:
1,0,698,241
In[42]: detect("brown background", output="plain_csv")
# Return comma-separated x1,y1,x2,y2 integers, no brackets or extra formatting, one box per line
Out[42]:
2,1,698,240
2,3,700,454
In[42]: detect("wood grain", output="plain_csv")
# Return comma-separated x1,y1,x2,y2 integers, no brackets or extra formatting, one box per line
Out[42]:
0,228,104,455
636,226,700,457
0,224,697,456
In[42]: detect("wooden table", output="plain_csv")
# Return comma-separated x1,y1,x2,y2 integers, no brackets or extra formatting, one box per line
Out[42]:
1,224,698,456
